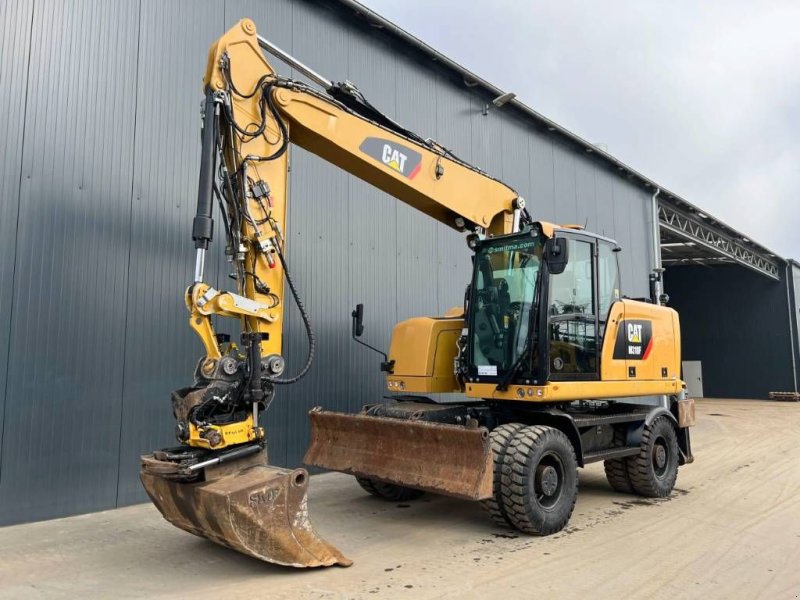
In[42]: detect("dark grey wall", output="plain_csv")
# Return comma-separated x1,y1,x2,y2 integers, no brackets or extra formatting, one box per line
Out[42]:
665,264,796,399
0,0,654,525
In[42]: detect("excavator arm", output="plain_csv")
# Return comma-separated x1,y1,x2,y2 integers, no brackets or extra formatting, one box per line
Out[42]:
140,19,524,569
192,19,523,373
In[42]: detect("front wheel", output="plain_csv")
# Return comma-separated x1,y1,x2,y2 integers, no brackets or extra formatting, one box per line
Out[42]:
500,425,578,535
626,416,679,497
482,423,525,526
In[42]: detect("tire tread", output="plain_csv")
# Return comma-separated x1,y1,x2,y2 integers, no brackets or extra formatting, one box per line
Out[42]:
481,423,525,526
625,416,679,498
500,425,578,535
604,426,634,493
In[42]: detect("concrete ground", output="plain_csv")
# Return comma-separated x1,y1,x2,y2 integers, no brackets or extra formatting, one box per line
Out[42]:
1,398,799,599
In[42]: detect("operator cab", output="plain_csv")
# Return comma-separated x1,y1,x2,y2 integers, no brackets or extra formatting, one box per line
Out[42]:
461,223,621,389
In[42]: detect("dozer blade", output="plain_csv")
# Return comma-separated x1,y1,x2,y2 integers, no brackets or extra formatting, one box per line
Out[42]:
305,408,493,500
140,449,351,568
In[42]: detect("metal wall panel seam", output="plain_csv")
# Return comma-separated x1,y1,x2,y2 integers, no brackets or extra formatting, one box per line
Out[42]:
113,0,143,508
591,166,599,234
0,0,37,487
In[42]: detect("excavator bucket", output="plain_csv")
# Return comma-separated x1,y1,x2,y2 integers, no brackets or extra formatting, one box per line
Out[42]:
140,448,351,568
305,408,494,500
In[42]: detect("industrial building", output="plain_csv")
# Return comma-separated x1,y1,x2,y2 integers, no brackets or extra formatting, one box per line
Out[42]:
1,0,797,526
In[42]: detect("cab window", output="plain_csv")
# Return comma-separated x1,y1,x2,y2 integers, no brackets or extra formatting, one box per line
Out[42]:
598,242,620,321
470,237,543,377
548,238,597,377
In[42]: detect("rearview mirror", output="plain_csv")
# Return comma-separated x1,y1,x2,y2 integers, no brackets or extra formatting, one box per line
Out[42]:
545,237,569,275
351,303,365,338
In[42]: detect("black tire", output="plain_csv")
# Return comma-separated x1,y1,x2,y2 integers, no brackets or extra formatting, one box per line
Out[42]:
355,476,425,502
604,426,635,493
481,423,525,526
626,416,679,498
500,425,579,535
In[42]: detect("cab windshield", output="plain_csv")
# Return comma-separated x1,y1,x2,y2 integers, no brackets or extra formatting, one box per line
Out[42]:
469,236,543,378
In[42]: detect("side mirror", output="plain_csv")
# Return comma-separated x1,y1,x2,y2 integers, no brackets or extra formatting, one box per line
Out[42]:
352,303,364,338
545,237,569,275
350,303,393,373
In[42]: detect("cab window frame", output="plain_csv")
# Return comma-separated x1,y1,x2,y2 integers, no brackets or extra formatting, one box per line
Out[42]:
597,240,621,325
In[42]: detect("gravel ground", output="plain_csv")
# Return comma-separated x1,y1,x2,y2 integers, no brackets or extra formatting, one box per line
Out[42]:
0,398,798,599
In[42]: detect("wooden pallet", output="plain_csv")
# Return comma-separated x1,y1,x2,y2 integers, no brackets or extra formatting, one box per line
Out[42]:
769,392,800,401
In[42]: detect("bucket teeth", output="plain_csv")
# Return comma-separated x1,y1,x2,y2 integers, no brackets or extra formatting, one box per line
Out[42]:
140,450,351,568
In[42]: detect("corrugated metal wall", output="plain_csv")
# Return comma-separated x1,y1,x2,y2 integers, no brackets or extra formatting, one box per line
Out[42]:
0,0,34,495
0,0,653,525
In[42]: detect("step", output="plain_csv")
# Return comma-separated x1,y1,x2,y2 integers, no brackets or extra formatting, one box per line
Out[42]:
583,446,640,464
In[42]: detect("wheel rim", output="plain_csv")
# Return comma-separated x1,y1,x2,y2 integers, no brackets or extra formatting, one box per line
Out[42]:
652,435,670,479
533,451,565,509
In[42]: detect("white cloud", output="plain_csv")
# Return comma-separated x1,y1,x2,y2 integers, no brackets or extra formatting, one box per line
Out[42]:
361,0,800,260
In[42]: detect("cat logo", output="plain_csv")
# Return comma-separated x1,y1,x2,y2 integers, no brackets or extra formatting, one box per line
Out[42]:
359,137,423,179
613,319,653,361
627,323,642,344
382,144,407,173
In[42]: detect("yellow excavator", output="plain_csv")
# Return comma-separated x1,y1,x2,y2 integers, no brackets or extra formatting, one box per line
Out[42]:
140,20,695,568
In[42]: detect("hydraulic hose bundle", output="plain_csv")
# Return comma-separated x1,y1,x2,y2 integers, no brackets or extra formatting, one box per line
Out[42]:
195,61,315,393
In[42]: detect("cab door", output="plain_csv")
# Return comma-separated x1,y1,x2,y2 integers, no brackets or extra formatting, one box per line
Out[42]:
545,235,599,380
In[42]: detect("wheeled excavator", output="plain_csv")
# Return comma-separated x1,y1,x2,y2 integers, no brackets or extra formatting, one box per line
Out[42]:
140,19,695,568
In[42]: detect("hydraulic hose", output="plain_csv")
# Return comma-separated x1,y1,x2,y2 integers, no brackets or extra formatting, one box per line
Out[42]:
270,244,315,385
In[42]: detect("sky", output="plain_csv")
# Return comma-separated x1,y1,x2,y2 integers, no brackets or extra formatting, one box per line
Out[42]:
361,0,800,261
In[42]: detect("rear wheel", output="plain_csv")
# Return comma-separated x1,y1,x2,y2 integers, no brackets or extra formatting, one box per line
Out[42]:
355,477,425,502
500,425,578,535
481,423,524,526
604,426,634,493
626,416,679,497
